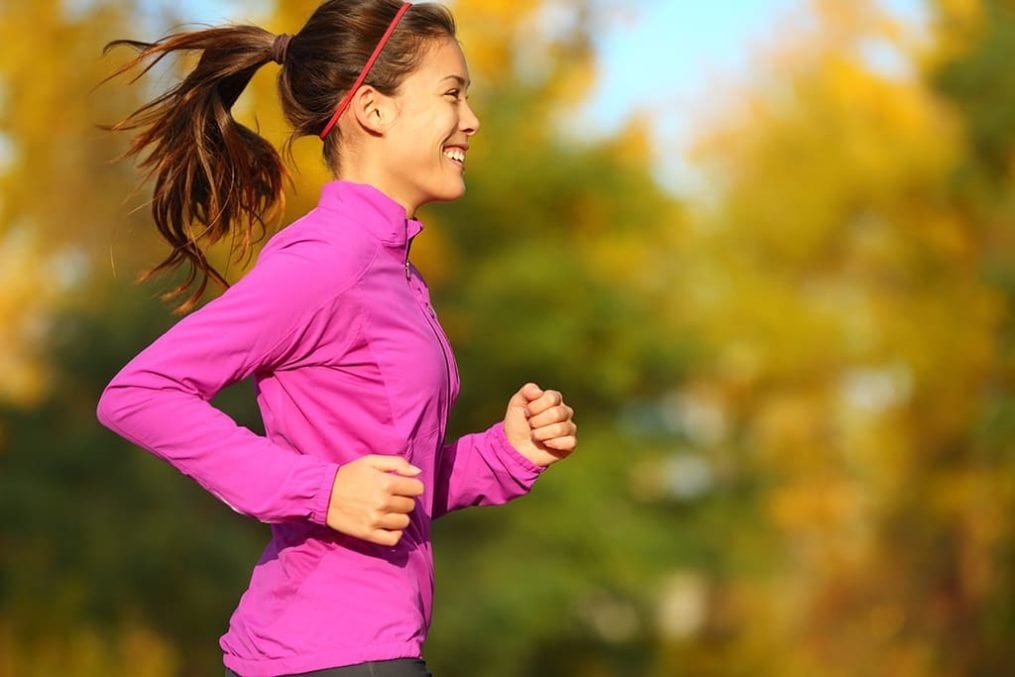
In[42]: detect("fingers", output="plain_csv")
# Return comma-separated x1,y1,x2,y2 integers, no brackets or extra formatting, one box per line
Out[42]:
374,511,411,531
527,403,574,429
525,389,564,417
384,495,417,514
359,456,424,496
326,455,424,545
507,382,543,413
369,528,406,547
527,396,577,448
531,420,578,442
359,496,415,547
543,435,577,452
512,383,571,422
386,475,425,498
521,382,543,400
363,454,421,476
507,383,579,466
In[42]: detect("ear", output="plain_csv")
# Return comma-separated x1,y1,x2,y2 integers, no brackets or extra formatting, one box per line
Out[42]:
348,85,397,135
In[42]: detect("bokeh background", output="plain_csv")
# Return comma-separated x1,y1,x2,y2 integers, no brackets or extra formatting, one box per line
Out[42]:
1,0,1013,675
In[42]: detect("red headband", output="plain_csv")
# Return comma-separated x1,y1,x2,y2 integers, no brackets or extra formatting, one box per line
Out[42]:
319,2,412,140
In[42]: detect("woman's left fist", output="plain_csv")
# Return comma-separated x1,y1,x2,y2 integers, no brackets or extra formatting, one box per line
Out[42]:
503,383,577,467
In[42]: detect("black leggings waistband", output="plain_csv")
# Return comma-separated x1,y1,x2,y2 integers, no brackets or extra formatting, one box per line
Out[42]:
226,658,432,677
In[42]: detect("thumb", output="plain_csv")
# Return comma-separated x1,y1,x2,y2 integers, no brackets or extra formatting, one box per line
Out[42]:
504,384,538,443
363,454,422,476
508,382,543,409
504,397,530,428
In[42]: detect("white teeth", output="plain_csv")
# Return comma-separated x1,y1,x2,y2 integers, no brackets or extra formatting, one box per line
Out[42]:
443,148,465,163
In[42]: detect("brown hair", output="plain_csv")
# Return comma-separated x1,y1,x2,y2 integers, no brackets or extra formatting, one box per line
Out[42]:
104,0,456,313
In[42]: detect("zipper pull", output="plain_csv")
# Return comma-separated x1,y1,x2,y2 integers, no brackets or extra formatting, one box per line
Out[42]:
404,223,413,280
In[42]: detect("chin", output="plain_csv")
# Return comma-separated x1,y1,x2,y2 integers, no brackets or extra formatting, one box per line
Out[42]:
424,182,467,205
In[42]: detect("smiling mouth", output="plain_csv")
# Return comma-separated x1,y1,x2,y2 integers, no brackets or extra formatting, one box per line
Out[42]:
443,146,466,167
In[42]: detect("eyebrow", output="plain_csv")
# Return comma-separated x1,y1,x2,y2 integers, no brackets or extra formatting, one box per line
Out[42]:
440,75,471,88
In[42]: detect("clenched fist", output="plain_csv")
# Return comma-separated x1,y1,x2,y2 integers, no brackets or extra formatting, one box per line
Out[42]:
503,383,577,467
325,455,424,546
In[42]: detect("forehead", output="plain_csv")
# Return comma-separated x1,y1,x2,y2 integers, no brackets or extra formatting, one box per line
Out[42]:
409,36,470,86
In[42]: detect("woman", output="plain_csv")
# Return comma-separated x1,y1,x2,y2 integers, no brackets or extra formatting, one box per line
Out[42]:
96,1,577,675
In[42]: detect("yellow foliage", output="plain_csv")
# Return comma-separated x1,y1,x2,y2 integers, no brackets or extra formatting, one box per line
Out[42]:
766,479,864,537
929,467,1010,597
926,0,989,66
0,0,143,406
673,0,1014,672
452,0,542,79
0,228,56,407
750,389,837,471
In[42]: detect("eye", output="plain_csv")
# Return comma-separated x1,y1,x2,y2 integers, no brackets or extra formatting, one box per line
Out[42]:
445,89,461,99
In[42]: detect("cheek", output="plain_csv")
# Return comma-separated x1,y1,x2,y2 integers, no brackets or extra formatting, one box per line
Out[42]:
389,104,457,164
409,106,457,140
398,120,438,155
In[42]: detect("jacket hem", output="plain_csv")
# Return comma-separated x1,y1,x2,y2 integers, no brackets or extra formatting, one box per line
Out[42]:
222,639,423,677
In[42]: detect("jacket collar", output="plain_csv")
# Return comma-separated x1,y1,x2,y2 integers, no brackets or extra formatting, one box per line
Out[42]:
318,180,424,245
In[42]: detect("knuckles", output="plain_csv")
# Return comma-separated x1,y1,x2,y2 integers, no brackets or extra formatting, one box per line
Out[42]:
535,422,574,440
527,391,568,417
374,531,401,547
531,407,574,430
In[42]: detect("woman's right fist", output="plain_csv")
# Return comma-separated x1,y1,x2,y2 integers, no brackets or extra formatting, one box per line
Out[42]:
325,455,424,546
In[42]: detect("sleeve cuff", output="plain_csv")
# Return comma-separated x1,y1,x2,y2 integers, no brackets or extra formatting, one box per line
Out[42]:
309,462,341,526
488,421,546,481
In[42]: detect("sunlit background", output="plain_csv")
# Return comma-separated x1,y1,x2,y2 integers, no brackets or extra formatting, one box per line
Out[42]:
1,0,1013,675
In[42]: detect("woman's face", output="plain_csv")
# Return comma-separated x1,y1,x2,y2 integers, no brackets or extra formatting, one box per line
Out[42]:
381,36,480,214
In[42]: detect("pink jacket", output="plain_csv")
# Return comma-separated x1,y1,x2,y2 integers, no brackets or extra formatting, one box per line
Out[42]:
96,180,544,676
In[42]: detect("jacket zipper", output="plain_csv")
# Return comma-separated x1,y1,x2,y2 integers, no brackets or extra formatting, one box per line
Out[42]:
405,231,455,442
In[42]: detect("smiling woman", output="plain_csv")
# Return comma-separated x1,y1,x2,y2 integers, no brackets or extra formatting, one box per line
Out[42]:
334,36,480,212
95,1,577,676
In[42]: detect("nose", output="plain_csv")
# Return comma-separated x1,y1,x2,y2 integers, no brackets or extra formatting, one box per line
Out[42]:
461,99,480,136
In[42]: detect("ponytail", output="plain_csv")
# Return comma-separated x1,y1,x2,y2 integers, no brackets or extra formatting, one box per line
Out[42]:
103,26,287,314
102,1,458,314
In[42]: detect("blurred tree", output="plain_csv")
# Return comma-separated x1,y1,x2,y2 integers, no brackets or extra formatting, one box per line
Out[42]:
662,0,1014,674
925,0,1015,671
0,0,158,408
0,285,272,675
0,1,269,674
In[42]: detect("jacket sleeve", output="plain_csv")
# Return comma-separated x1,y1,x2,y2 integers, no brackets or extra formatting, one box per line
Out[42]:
95,238,354,526
432,421,545,518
